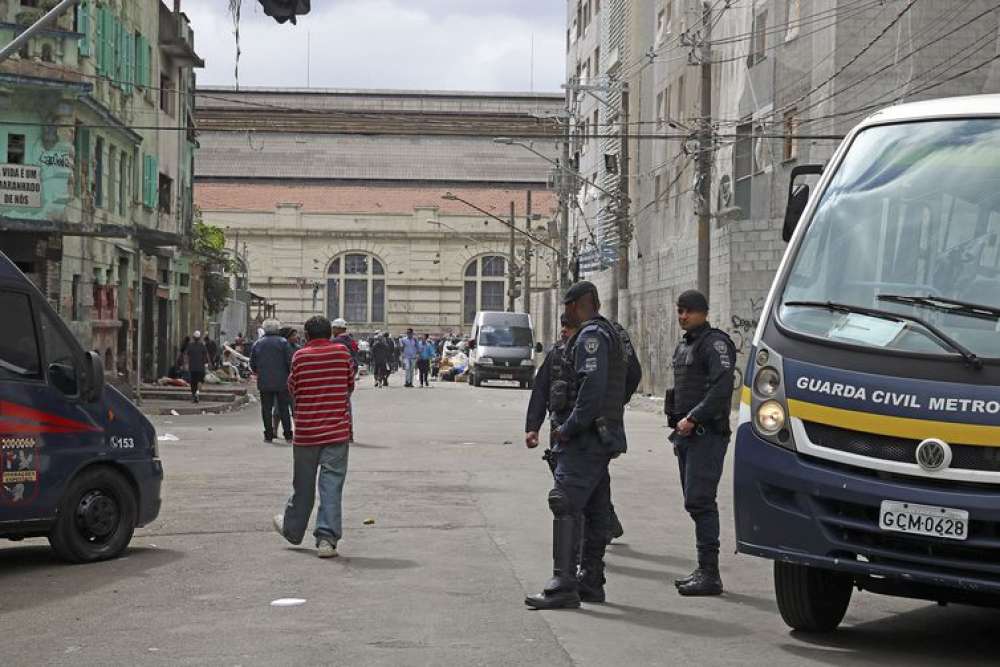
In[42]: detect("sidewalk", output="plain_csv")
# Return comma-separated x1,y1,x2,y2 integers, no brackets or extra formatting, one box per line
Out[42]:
137,383,251,416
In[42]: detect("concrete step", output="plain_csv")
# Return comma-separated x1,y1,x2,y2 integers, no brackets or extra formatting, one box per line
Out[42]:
143,393,251,416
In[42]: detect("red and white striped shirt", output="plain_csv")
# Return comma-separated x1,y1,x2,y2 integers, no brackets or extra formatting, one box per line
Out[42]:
287,339,355,447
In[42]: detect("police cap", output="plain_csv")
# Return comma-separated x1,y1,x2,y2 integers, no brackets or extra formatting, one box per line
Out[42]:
563,280,599,304
677,289,709,312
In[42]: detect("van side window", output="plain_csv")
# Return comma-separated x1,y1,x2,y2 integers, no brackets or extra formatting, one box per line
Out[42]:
39,309,80,396
0,290,41,381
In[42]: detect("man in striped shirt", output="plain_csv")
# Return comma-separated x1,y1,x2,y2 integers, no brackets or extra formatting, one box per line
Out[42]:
273,315,354,558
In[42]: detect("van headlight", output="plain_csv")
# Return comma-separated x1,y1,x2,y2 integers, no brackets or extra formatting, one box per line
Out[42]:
520,359,534,366
756,400,786,435
478,357,494,366
753,367,781,398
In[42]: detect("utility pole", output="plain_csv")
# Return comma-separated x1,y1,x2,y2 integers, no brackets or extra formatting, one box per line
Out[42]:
697,0,714,299
616,85,631,325
524,190,532,316
508,200,517,312
558,84,573,295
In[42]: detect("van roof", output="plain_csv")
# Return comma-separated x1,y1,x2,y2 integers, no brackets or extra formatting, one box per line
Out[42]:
861,94,1000,128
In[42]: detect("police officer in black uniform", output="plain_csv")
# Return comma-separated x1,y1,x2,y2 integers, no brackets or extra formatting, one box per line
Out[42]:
525,281,638,609
667,289,736,597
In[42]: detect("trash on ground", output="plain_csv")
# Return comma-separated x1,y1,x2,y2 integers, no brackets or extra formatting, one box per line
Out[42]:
270,598,307,607
157,434,179,442
363,518,375,525
170,409,180,416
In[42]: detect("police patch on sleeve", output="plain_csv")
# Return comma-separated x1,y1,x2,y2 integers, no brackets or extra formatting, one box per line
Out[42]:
584,357,598,372
584,337,600,354
714,339,732,368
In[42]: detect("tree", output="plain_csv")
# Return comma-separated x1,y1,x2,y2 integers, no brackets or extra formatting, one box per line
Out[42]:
192,209,232,317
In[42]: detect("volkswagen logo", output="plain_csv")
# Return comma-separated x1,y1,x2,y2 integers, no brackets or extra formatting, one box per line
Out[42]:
916,438,952,472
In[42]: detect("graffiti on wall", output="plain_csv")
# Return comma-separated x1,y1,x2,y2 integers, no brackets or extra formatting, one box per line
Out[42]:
728,297,765,396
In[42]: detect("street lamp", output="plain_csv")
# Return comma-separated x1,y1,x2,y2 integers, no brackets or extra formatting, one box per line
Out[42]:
493,137,622,202
440,192,561,256
425,219,483,246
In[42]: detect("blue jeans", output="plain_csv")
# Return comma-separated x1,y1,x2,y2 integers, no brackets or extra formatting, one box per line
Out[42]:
403,357,416,385
282,444,350,546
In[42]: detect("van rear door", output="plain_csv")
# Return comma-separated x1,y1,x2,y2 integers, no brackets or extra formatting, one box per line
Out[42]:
0,287,107,523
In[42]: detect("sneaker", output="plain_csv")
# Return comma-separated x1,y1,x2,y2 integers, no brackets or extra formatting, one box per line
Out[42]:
272,514,285,538
317,539,338,558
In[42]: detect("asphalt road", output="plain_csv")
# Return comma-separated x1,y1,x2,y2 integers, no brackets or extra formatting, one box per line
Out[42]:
2,378,999,666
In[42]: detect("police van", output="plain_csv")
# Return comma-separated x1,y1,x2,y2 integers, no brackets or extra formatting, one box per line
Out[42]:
0,251,162,562
736,95,1000,631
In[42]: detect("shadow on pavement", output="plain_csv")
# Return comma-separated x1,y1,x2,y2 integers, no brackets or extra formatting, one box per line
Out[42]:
780,603,1000,666
0,545,184,613
607,544,693,569
341,556,420,570
577,601,752,637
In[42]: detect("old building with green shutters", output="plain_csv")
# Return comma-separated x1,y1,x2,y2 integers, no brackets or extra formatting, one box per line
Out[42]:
0,0,204,385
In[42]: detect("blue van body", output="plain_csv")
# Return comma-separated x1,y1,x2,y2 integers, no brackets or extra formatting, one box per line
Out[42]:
0,251,161,558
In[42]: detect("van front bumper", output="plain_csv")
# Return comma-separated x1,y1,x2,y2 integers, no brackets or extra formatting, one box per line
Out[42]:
475,364,535,382
734,423,1000,597
123,458,163,527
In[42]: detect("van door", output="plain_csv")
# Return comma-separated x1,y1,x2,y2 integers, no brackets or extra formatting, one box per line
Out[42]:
0,289,105,523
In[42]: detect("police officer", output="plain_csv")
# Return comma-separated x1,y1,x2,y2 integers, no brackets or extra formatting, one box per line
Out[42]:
525,281,636,609
667,289,736,597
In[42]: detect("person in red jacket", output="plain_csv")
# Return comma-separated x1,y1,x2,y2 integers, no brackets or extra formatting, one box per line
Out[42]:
272,315,355,558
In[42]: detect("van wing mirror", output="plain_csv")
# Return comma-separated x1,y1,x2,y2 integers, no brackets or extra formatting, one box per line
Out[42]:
783,164,824,242
534,342,544,354
467,338,476,349
84,350,105,402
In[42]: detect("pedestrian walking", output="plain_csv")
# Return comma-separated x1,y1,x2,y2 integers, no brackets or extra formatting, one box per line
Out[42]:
417,333,435,387
666,289,736,597
400,328,419,387
185,331,209,403
205,335,219,369
525,282,634,609
273,316,355,558
371,331,390,387
332,318,359,376
250,319,295,444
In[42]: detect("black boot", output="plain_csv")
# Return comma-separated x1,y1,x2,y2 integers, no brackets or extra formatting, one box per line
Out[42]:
677,566,723,596
673,567,700,588
525,516,581,610
606,508,624,545
577,563,606,603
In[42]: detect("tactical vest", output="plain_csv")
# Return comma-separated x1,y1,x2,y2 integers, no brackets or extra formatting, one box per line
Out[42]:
572,316,627,423
548,343,576,416
671,326,731,417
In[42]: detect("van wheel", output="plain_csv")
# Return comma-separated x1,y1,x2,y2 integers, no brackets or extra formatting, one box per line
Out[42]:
473,373,483,387
774,561,853,632
48,467,137,564
525,378,534,390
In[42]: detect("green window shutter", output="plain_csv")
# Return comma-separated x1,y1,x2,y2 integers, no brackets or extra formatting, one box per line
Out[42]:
103,9,113,78
95,5,104,73
142,155,151,207
113,18,121,87
124,31,132,93
77,1,91,57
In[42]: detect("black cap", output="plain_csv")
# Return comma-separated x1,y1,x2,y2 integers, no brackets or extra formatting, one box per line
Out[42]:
563,280,599,304
677,289,709,312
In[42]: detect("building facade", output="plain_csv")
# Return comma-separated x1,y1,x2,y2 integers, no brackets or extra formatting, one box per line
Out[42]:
194,88,563,342
568,0,1000,395
0,0,203,384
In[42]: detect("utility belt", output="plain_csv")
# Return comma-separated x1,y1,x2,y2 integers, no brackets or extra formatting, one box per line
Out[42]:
665,389,728,433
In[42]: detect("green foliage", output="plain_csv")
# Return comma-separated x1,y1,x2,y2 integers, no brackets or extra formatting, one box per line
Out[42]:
204,272,231,317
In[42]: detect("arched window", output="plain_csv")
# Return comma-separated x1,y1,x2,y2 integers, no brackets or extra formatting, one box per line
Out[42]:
327,253,386,325
463,255,507,324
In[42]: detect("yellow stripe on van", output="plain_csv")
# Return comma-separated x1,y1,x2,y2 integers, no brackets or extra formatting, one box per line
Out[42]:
788,399,1000,447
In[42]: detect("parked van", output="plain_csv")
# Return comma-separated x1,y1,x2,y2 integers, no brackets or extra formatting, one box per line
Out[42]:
467,311,541,388
0,251,162,563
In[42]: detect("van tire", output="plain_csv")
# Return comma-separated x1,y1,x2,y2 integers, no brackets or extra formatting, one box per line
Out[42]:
774,561,853,632
473,373,483,387
48,467,137,564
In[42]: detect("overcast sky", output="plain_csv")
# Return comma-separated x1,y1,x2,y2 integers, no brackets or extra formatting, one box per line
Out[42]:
183,1,566,92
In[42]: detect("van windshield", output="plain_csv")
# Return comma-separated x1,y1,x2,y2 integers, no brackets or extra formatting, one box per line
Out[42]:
478,325,533,348
779,118,1000,359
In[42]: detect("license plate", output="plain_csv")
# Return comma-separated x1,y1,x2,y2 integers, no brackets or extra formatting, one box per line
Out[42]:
879,500,969,541
500,374,514,380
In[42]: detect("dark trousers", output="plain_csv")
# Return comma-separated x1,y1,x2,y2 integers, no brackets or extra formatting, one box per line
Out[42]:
551,437,612,575
674,429,730,569
190,370,205,397
261,389,292,440
417,359,430,386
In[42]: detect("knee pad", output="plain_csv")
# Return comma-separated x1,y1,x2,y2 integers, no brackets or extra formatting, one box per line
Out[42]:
548,488,572,516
